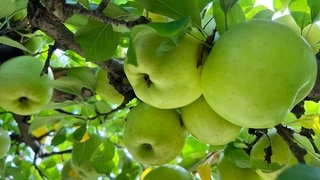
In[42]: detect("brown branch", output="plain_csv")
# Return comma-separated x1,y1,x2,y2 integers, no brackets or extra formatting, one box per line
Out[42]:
38,149,72,158
27,0,83,55
13,114,41,154
276,125,307,163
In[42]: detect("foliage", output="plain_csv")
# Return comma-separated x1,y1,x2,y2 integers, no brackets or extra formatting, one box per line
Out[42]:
0,0,320,179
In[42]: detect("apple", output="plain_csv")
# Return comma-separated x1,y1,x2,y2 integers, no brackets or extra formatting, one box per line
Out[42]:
124,26,204,109
0,56,54,115
143,165,194,180
0,127,10,159
250,129,291,173
123,102,187,165
201,20,317,128
302,23,320,53
218,154,263,180
180,96,242,145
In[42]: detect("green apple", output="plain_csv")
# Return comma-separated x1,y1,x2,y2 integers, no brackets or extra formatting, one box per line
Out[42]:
273,14,301,34
124,26,204,109
250,129,291,172
123,102,187,165
218,154,263,180
0,127,10,159
0,56,54,115
181,96,242,145
143,165,194,180
201,20,317,128
302,23,320,53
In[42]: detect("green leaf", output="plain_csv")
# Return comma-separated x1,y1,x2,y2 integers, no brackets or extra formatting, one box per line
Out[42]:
273,0,290,11
250,158,284,173
252,8,274,19
289,0,312,28
67,67,97,92
71,134,104,166
220,0,239,13
0,0,16,19
304,100,320,114
126,37,137,66
276,164,320,180
51,127,67,146
91,139,118,173
72,124,87,142
75,19,121,61
135,0,201,26
148,17,191,37
308,0,320,22
291,11,311,29
0,36,30,52
50,76,84,97
224,143,251,168
29,115,61,134
212,2,245,34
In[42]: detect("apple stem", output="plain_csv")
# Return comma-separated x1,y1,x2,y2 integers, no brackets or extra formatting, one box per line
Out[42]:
143,74,152,87
19,97,28,103
142,143,153,151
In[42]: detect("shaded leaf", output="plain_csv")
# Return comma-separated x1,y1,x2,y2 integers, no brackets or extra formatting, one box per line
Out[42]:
223,143,251,168
91,139,117,173
212,2,245,34
276,164,320,180
220,0,239,13
308,0,320,22
135,0,201,26
72,124,87,142
0,36,30,52
0,0,16,19
75,20,120,61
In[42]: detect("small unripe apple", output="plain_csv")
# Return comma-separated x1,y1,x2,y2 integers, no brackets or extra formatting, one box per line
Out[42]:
181,96,242,145
143,165,194,180
123,102,187,165
0,56,54,115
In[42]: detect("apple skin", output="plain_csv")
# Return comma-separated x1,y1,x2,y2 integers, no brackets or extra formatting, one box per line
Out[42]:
201,20,317,128
143,165,194,180
0,127,11,159
123,102,187,165
218,154,263,180
0,56,54,115
124,26,203,109
181,96,242,145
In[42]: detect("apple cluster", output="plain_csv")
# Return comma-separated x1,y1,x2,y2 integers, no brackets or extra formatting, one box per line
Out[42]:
0,56,54,115
123,19,317,165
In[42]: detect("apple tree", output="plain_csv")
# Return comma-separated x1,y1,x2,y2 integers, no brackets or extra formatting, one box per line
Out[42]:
1,0,320,179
